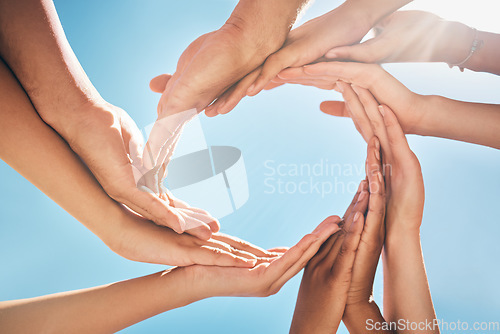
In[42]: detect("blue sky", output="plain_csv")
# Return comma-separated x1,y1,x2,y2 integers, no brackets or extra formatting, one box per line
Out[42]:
0,0,499,333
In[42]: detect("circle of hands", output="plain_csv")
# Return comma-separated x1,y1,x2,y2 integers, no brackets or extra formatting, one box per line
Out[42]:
71,9,430,325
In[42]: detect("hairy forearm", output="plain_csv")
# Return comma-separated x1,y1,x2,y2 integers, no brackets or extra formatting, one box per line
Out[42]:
418,95,500,149
0,0,102,131
0,267,203,333
227,0,310,53
383,232,438,334
344,302,393,334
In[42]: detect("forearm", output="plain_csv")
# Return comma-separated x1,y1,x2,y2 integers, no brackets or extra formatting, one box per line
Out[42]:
417,95,500,149
227,0,310,54
0,267,204,333
0,61,120,246
344,302,393,334
383,232,438,334
346,0,412,27
0,0,102,133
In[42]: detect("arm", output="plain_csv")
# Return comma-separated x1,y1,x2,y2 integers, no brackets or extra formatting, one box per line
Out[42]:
0,216,340,333
325,10,500,76
270,62,500,149
0,57,271,268
333,83,438,332
0,0,215,237
205,0,411,117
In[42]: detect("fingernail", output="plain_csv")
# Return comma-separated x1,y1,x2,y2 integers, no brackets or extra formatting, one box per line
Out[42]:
378,105,385,116
246,258,257,266
357,181,365,192
358,190,367,202
375,149,380,161
336,82,344,93
377,172,384,184
354,211,361,222
374,137,380,150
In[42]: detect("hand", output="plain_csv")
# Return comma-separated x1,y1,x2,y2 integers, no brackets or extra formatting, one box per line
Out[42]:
325,10,475,65
345,138,386,307
333,83,424,235
108,205,280,267
270,62,427,135
65,101,219,240
185,216,342,298
289,185,368,334
204,2,373,117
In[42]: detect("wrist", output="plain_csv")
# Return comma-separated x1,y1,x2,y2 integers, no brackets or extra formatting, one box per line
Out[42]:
225,0,308,54
438,21,476,65
344,0,412,27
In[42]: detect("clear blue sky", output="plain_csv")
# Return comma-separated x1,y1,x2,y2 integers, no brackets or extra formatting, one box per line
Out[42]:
0,1,499,333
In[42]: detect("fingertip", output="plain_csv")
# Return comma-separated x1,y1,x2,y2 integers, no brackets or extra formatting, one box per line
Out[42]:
208,219,220,233
149,74,172,93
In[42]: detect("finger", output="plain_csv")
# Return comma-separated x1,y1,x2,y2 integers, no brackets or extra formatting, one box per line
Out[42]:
177,208,219,233
263,81,285,90
351,85,393,162
203,238,258,260
324,38,384,63
337,81,374,143
207,67,263,116
273,78,338,90
343,180,367,220
330,211,364,274
247,50,293,97
364,137,385,240
150,74,173,93
114,186,186,234
268,217,341,292
320,101,350,118
196,245,257,268
306,231,342,268
379,104,413,160
211,233,276,258
267,247,289,253
178,210,213,240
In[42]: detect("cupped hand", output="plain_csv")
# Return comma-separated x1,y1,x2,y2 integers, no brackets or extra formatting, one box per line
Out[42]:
332,83,424,235
289,183,368,334
325,10,473,65
106,205,279,267
66,101,218,241
204,3,373,117
270,62,427,135
184,215,342,298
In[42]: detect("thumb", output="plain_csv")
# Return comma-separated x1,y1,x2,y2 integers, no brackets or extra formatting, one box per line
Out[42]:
150,74,173,93
324,39,380,63
320,101,350,118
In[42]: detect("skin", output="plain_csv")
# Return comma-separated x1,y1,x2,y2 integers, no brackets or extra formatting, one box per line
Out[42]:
0,57,278,268
269,62,500,149
0,0,217,240
290,139,390,334
0,217,341,333
325,10,500,75
204,0,412,117
338,85,438,333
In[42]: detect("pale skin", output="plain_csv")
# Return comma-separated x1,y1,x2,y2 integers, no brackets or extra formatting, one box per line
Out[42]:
0,0,218,241
335,84,438,333
203,0,412,117
0,57,280,268
290,138,390,334
325,10,500,75
0,54,347,332
269,62,500,150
